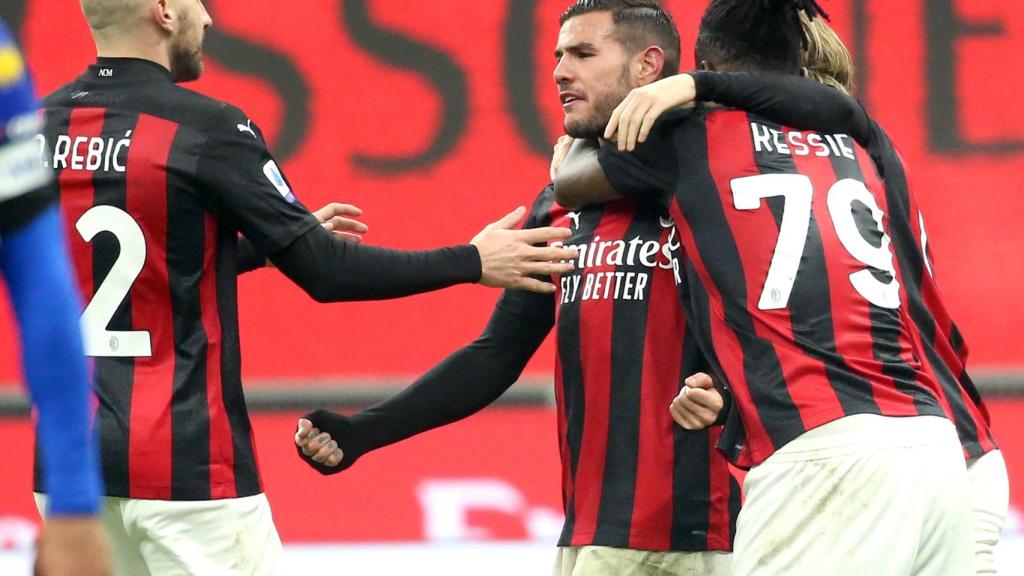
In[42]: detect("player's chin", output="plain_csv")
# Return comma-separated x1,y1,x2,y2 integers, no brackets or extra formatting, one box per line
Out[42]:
563,116,603,141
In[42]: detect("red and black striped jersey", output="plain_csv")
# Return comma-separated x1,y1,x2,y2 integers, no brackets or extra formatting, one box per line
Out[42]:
505,186,739,551
865,123,997,459
598,108,947,467
36,58,319,500
684,72,997,461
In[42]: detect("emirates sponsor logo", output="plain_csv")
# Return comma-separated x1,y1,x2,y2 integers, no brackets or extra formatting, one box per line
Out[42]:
552,229,683,303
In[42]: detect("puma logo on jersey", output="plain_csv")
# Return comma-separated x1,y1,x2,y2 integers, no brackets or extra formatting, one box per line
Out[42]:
237,120,257,139
659,216,675,229
566,211,580,230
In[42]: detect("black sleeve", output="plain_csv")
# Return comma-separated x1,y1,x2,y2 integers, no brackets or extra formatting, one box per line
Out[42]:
197,106,483,298
236,237,266,274
270,223,481,302
594,110,686,210
298,293,555,475
195,108,322,256
713,385,734,427
864,120,897,181
691,71,873,147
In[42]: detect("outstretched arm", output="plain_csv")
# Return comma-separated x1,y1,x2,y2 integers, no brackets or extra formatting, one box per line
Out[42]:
691,71,871,145
294,291,555,474
238,203,368,274
269,207,576,301
199,112,576,296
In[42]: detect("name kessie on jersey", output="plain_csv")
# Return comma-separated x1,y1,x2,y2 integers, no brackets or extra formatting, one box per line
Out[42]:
750,121,856,160
35,130,133,173
552,224,682,305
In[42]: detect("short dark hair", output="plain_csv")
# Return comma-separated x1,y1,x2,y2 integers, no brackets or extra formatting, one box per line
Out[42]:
560,0,681,78
695,0,829,74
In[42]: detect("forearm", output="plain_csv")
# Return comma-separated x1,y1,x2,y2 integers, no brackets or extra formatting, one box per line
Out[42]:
691,71,872,145
271,225,482,302
354,306,548,449
553,139,621,208
0,207,102,516
302,304,552,474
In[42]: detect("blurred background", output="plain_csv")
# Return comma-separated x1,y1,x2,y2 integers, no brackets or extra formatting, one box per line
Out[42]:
0,0,1021,573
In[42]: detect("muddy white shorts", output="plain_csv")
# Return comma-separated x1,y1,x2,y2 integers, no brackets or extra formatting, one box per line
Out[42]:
967,449,1009,574
36,492,285,576
554,545,731,576
732,414,973,576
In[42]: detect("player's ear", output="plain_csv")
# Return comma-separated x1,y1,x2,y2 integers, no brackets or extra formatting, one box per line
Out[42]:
636,46,666,85
151,0,175,34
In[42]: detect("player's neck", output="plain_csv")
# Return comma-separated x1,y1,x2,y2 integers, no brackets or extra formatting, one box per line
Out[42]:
93,37,172,75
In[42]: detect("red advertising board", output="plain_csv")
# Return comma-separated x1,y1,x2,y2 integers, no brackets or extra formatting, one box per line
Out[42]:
1,402,1023,547
0,0,1022,385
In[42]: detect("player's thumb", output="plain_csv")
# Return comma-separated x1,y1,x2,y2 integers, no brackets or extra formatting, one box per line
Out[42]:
295,418,313,440
684,372,715,390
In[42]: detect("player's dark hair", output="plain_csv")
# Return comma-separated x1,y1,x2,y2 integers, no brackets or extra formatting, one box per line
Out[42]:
560,0,681,78
695,0,829,74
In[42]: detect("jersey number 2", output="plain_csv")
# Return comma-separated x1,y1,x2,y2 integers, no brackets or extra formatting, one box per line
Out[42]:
731,174,901,311
76,206,152,357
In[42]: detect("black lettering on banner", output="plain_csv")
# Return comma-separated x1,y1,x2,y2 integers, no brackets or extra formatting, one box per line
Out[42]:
504,0,551,158
341,0,467,173
926,0,1024,153
203,0,312,161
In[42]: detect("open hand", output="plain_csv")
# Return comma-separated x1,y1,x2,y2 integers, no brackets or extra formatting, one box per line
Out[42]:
313,203,368,243
605,74,697,152
471,207,578,293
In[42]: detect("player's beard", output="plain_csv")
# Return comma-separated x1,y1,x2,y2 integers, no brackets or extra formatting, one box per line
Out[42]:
169,12,205,83
563,67,633,140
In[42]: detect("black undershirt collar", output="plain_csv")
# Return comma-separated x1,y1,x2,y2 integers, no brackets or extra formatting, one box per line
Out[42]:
85,57,173,84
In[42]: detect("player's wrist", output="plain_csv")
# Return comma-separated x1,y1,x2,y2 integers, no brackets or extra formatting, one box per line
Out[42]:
688,70,712,100
454,243,483,283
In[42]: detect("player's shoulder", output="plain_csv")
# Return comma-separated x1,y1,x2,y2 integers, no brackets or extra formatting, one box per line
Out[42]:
701,105,751,122
661,107,700,123
41,80,79,109
159,85,257,136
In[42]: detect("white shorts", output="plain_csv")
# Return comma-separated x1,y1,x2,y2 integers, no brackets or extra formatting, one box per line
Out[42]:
967,449,1009,575
733,414,974,576
554,546,731,576
36,493,285,576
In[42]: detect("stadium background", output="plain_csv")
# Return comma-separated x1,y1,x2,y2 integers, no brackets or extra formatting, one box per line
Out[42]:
0,0,1021,572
